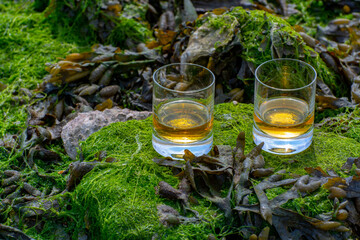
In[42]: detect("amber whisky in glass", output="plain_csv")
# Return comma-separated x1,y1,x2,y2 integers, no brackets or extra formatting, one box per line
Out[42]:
152,63,215,158
253,59,317,154
153,100,213,144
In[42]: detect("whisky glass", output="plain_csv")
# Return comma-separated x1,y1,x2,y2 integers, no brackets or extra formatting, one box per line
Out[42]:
253,59,317,155
152,63,215,159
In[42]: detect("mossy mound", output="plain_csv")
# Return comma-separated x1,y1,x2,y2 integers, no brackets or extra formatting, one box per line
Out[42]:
225,7,346,97
75,103,360,239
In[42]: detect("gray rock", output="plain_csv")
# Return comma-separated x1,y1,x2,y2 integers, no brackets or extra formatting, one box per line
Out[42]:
61,108,152,159
180,13,238,64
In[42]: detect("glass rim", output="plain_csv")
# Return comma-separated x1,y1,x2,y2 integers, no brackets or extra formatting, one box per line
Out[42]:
152,63,215,94
254,58,317,91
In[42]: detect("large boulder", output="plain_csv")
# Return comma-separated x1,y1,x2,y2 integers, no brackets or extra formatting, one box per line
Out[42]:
70,103,360,239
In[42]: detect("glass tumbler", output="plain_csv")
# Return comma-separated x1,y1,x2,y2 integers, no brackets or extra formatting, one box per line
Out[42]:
253,58,317,155
152,63,215,159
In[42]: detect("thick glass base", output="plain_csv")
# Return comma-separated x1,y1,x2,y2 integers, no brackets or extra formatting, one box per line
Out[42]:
253,126,313,155
152,134,213,159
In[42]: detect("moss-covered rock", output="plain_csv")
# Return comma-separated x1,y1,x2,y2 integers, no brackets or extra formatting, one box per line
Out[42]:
193,7,346,97
226,7,346,97
75,103,360,239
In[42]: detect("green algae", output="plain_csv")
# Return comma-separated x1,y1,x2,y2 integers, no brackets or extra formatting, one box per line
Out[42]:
0,5,84,238
317,107,360,143
107,16,153,49
0,147,9,162
0,3,346,138
72,165,223,239
196,7,345,97
205,14,237,35
287,0,344,30
248,186,333,218
76,117,226,239
223,7,346,97
213,103,360,173
77,103,360,239
282,187,333,217
0,3,81,225
0,1,84,137
46,0,153,48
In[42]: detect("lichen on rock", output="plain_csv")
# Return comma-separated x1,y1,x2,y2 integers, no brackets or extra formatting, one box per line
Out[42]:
74,103,360,239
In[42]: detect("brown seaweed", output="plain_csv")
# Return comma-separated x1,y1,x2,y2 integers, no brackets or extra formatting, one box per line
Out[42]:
153,131,360,238
27,145,62,164
23,183,41,197
158,11,176,31
234,142,264,205
14,197,60,218
253,181,273,224
66,161,97,191
2,170,21,187
157,204,181,227
0,224,35,240
341,157,360,173
346,176,360,198
155,181,187,203
295,175,322,193
346,200,360,236
157,204,202,228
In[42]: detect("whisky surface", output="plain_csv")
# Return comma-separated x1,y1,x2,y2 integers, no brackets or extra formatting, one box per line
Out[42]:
254,97,314,138
153,100,213,144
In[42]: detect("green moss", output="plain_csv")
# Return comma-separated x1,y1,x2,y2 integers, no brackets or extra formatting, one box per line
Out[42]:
224,7,346,97
265,187,288,201
287,0,343,29
247,193,259,205
199,6,346,97
0,1,83,137
71,165,223,239
205,14,237,34
282,188,333,217
246,188,331,218
107,16,153,49
317,107,360,143
0,147,9,162
75,117,226,239
77,103,360,239
46,0,153,47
